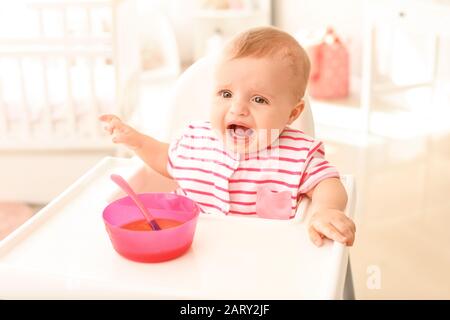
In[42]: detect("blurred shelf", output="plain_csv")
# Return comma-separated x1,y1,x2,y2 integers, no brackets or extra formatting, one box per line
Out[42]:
193,0,272,60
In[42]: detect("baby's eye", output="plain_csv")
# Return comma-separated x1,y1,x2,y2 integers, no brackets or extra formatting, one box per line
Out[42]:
252,96,268,104
219,90,232,99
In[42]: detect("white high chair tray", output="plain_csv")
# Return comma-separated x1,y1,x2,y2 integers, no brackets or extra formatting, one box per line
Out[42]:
0,157,351,299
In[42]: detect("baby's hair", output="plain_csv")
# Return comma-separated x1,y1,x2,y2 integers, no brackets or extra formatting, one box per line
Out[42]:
222,26,310,101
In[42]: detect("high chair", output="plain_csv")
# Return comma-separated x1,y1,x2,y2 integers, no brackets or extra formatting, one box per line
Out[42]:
165,55,356,299
0,56,356,300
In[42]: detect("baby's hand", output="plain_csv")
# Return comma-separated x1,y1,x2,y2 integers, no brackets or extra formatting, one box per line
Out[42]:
99,114,143,150
307,209,355,247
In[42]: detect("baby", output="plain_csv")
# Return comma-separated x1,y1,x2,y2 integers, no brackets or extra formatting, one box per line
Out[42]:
100,26,355,247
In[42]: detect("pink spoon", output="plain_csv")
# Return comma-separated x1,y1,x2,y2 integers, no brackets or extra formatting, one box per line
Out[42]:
110,174,161,231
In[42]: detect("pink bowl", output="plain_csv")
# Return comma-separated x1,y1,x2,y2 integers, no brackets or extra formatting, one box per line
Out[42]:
102,193,200,263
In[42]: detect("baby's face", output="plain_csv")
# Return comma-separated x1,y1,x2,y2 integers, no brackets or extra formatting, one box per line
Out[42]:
210,55,303,155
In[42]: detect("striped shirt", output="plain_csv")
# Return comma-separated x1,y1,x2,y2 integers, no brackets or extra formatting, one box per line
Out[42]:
167,121,339,218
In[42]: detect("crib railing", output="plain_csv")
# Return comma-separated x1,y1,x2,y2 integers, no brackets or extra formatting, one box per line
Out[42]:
0,0,140,150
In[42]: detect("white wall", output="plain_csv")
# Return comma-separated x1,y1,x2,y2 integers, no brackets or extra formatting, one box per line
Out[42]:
138,0,271,64
151,0,363,75
137,0,199,65
137,0,364,74
139,0,450,84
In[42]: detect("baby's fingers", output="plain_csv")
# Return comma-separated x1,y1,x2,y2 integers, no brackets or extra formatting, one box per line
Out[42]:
308,226,324,247
98,114,120,123
102,117,125,135
111,131,126,144
331,218,355,246
312,221,347,244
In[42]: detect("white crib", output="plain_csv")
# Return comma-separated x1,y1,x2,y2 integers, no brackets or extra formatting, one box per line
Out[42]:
0,0,146,204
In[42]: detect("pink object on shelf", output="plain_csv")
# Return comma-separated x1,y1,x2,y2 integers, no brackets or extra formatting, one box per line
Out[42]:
227,0,244,9
308,27,350,99
102,193,200,263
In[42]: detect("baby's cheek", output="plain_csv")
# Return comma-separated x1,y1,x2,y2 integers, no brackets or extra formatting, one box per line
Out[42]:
209,113,224,137
210,101,227,119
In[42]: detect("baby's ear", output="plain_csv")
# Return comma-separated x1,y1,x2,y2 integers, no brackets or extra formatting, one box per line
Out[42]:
288,100,305,124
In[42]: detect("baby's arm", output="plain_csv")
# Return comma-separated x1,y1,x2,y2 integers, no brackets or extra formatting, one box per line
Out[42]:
99,114,170,178
305,177,356,247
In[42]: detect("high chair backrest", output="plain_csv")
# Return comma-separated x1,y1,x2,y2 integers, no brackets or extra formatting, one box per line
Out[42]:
166,56,315,140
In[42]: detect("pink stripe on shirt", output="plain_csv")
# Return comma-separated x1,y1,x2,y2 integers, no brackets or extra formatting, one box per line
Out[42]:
179,143,235,160
236,167,302,175
279,135,313,142
168,159,229,180
228,179,298,188
183,134,218,141
176,155,235,171
307,142,324,157
188,124,212,131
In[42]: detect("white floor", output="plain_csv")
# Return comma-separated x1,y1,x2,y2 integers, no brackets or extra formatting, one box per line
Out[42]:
312,84,450,299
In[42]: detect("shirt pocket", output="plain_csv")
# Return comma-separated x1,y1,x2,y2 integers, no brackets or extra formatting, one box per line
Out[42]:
255,185,292,220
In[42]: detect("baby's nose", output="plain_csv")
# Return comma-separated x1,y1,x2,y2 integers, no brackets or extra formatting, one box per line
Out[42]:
230,101,249,116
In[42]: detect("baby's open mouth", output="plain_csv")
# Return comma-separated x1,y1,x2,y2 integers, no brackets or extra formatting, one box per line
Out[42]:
226,124,254,140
